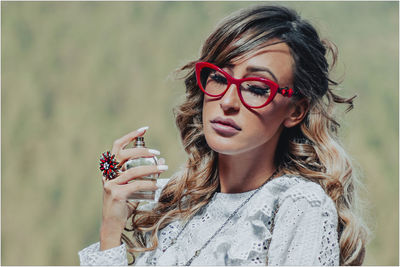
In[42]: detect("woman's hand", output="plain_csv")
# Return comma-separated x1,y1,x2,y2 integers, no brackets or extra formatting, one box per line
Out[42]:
100,126,168,251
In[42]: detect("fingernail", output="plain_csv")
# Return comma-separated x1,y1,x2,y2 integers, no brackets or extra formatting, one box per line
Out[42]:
148,149,161,155
137,126,149,133
157,165,168,171
157,157,165,165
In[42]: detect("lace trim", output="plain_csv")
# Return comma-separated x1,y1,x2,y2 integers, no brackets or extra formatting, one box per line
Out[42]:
318,208,340,265
78,242,128,266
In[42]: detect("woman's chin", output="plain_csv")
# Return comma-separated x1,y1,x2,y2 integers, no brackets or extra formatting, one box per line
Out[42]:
206,137,245,155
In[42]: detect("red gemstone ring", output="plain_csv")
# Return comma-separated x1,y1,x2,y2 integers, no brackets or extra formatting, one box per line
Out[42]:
99,151,121,180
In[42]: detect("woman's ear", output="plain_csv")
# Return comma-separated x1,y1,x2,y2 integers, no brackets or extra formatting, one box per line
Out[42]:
283,98,309,128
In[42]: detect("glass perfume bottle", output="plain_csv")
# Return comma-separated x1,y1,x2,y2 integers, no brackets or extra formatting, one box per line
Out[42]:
125,136,159,202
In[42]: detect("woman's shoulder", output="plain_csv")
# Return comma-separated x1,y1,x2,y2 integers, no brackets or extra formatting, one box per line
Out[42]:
266,174,336,211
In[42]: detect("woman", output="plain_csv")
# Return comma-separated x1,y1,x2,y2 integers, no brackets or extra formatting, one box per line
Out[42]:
79,5,368,266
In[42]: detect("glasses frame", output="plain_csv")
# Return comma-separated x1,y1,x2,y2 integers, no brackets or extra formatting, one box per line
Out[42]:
195,62,295,109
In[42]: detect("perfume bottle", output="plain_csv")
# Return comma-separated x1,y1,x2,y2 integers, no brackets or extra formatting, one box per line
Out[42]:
125,136,159,202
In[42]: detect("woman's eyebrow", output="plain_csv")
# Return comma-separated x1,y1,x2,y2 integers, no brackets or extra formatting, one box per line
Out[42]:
224,64,279,83
246,66,278,83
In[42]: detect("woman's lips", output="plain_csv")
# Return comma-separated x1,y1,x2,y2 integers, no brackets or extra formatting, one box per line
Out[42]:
210,122,241,137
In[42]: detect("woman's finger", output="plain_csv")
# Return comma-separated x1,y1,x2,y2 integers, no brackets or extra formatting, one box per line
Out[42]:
113,164,168,185
103,178,157,202
118,147,161,169
120,179,158,196
111,126,149,155
118,148,162,172
120,180,158,205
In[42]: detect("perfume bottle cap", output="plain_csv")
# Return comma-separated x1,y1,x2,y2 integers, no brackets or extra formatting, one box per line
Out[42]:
134,136,146,147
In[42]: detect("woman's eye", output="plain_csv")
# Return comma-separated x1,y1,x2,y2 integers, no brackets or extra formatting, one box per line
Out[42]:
244,85,270,96
209,73,227,84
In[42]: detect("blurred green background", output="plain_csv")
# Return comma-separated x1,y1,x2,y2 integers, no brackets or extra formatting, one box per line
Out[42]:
2,1,398,265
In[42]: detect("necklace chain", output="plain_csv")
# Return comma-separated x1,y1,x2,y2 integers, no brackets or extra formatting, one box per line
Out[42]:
158,170,278,266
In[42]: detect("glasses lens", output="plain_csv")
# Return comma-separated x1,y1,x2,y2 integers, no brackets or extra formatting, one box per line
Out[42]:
199,67,228,96
240,81,272,107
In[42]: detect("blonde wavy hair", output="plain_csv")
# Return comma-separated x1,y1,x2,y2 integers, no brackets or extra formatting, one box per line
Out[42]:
122,5,369,265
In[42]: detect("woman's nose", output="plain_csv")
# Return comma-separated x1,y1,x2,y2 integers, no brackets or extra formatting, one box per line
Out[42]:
220,84,241,112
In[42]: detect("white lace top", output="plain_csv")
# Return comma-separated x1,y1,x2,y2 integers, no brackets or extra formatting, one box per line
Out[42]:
78,175,340,266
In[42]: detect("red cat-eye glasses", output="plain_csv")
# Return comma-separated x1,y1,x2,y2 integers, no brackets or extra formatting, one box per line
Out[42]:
195,62,296,109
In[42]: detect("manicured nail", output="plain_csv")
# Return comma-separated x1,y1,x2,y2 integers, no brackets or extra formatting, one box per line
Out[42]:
157,165,168,171
157,157,166,165
137,126,149,133
148,149,161,155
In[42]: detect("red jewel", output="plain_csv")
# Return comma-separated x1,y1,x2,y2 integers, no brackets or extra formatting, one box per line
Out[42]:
99,151,120,180
281,89,286,96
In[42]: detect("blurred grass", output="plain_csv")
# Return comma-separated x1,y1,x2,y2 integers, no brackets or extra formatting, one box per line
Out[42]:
2,1,398,265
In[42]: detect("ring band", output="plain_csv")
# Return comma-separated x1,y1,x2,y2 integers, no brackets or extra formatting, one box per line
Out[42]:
99,151,121,180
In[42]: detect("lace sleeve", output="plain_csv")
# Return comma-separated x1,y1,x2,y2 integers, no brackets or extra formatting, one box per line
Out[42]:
267,182,340,266
78,242,128,266
78,179,171,265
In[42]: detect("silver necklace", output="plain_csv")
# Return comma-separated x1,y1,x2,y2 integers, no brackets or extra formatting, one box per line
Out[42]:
158,170,278,266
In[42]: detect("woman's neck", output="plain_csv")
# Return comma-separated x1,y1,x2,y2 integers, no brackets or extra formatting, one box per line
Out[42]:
217,142,277,194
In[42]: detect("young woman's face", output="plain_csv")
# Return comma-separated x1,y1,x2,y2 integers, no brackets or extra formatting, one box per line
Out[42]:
202,40,296,156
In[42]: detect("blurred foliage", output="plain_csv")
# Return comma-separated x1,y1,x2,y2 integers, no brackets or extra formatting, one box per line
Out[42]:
2,1,398,265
